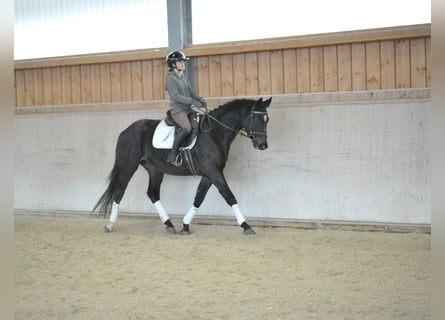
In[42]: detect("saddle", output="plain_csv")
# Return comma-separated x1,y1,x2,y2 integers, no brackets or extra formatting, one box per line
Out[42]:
152,111,200,149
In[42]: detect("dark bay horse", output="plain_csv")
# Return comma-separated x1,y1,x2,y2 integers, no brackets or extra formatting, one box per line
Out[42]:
92,97,272,235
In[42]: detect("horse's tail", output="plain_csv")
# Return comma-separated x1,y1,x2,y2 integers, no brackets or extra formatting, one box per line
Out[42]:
92,120,146,218
91,164,121,218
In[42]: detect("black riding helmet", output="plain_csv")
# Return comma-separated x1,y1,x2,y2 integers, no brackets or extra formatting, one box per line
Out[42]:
166,51,190,69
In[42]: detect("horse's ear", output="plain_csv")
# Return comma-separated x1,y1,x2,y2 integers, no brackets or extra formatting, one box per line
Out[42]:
263,97,272,107
257,97,263,103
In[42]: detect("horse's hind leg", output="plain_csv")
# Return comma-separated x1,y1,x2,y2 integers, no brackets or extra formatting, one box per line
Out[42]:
142,163,176,234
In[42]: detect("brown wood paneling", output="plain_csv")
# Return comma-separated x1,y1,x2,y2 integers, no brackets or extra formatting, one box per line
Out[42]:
426,37,431,87
120,62,132,102
15,70,26,107
131,61,143,101
365,42,381,90
152,59,165,100
209,55,222,97
221,54,234,96
296,48,310,93
71,66,82,104
395,39,411,88
258,51,271,95
61,66,72,104
196,56,210,97
141,60,154,100
24,69,35,106
13,25,431,108
42,68,53,105
337,44,352,91
351,43,366,91
233,53,246,96
110,62,122,102
380,40,396,89
410,38,426,88
90,64,102,103
310,47,324,92
324,45,338,92
33,69,44,105
100,63,111,103
245,52,258,96
80,65,91,103
283,49,297,94
270,50,284,94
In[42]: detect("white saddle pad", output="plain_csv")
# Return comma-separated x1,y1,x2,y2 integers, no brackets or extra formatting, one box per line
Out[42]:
152,120,197,149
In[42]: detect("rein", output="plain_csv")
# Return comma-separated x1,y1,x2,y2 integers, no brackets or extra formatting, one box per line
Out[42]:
193,105,267,141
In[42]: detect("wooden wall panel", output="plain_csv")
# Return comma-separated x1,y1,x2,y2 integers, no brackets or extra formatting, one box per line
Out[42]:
60,66,72,104
351,43,366,91
110,62,122,102
142,60,154,100
33,69,44,106
209,55,222,97
296,48,310,93
380,40,396,89
337,44,352,91
71,66,82,104
310,47,324,92
270,50,284,94
100,63,111,103
365,42,381,90
15,70,26,107
395,39,411,88
426,37,431,88
13,25,431,108
410,38,426,88
221,54,234,96
257,52,271,95
131,61,143,101
233,53,246,96
245,52,258,96
324,45,338,92
80,65,91,103
152,59,165,100
283,49,297,94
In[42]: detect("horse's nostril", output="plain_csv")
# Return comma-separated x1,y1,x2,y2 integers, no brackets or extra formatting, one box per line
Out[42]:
259,144,267,150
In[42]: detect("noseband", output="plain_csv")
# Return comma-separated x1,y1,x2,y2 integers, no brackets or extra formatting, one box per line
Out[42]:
244,105,268,143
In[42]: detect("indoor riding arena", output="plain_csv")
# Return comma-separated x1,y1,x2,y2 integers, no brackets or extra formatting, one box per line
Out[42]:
14,2,431,319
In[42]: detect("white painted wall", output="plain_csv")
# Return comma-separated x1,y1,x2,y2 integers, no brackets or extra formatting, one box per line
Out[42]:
14,89,431,224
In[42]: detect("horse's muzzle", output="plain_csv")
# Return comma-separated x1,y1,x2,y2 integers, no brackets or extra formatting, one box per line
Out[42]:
253,138,268,150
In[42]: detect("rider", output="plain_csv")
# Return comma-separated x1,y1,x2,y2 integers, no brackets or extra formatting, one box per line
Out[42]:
165,50,207,166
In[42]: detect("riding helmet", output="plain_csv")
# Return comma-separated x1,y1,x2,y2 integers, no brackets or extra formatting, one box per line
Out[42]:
166,51,190,68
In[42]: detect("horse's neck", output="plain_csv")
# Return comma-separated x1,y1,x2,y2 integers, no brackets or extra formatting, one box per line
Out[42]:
209,107,248,150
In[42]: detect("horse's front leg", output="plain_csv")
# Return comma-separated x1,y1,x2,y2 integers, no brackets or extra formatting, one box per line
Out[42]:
211,173,256,235
181,176,213,235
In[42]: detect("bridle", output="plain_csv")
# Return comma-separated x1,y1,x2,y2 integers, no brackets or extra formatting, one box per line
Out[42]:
195,104,268,143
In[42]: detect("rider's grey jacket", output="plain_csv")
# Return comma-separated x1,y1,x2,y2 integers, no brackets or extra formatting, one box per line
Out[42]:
165,70,205,110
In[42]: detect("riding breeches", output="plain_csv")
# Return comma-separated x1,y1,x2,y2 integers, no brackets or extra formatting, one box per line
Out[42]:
170,108,193,133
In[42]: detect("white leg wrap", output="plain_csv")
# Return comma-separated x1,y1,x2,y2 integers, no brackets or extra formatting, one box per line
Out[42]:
109,201,119,224
231,204,246,226
154,200,170,223
183,206,198,225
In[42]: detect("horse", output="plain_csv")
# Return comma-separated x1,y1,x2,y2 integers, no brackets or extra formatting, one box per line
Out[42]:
92,97,272,235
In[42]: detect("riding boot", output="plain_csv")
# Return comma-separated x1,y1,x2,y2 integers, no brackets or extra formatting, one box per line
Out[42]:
167,129,189,166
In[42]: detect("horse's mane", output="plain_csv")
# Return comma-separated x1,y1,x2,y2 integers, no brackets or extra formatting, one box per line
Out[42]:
209,98,255,117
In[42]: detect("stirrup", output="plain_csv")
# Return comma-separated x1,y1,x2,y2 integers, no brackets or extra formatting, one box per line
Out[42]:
167,153,182,167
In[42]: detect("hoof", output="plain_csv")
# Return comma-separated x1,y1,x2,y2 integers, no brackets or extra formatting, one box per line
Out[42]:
104,224,113,233
165,226,176,234
180,229,191,235
243,228,256,235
